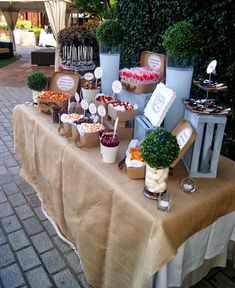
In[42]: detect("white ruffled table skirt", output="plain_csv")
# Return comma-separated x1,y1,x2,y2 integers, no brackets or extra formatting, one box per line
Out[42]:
153,211,235,288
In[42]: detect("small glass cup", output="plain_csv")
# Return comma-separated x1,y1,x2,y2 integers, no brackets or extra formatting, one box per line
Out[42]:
180,177,196,193
52,106,61,123
157,192,172,212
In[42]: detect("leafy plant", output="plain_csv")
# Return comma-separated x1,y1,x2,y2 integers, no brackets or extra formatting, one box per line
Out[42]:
162,21,199,60
16,19,32,30
33,27,42,35
0,24,9,31
117,0,235,160
96,19,123,47
26,72,47,92
75,0,117,20
140,128,180,168
57,26,99,60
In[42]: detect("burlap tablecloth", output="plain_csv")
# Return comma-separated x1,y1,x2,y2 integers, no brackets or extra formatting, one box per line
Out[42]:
13,105,235,288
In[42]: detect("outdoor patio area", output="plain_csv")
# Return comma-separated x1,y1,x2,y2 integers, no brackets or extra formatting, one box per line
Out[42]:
0,45,234,288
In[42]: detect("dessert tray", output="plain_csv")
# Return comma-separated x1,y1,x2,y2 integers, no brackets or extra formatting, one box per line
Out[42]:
184,99,231,115
193,80,227,92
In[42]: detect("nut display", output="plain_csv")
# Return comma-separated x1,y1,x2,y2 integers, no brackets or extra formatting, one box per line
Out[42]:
110,101,135,111
38,91,70,102
95,95,116,104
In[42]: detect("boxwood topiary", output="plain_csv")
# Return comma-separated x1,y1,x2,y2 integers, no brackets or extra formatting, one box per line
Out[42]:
27,72,47,92
140,128,180,169
96,19,124,47
162,21,199,60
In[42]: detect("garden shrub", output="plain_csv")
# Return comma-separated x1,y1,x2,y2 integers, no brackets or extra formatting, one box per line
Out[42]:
117,0,235,160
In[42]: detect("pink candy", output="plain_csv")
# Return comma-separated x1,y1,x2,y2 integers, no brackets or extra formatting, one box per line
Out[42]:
119,67,159,85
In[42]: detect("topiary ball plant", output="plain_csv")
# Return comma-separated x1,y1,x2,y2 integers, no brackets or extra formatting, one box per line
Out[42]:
162,21,199,60
140,128,180,169
27,72,47,92
96,19,124,47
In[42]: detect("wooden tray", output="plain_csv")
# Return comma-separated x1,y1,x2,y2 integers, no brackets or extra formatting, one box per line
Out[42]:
121,51,165,94
185,104,231,115
193,80,227,92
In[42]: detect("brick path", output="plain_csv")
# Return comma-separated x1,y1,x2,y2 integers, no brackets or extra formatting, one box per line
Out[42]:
0,46,235,288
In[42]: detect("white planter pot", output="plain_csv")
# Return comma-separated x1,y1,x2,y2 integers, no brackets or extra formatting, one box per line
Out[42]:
144,165,169,199
81,88,100,103
164,54,194,131
99,46,120,95
101,143,119,163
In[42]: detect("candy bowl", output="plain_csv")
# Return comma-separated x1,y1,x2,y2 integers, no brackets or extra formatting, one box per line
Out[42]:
100,134,120,163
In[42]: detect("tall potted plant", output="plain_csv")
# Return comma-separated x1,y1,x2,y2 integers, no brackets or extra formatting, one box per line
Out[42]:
26,72,47,105
163,21,199,131
96,19,124,94
140,128,180,199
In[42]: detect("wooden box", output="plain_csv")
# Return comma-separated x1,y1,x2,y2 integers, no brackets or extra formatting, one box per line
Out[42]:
108,104,137,122
38,72,79,114
38,98,69,114
121,51,165,94
126,166,145,180
75,131,100,148
133,115,154,142
117,90,152,115
183,109,227,178
104,120,133,141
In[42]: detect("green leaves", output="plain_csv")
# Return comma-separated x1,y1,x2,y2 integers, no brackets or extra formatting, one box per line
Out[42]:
162,21,200,59
26,72,47,92
140,128,180,168
96,19,124,47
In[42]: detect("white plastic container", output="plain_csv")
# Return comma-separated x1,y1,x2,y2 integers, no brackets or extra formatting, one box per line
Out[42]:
101,143,119,163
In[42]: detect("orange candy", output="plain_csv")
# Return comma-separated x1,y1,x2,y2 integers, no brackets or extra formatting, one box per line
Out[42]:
129,146,144,162
39,91,70,102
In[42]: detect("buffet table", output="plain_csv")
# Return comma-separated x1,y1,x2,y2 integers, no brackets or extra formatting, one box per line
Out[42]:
13,104,235,288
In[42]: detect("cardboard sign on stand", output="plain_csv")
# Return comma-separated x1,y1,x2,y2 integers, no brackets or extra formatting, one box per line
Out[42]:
49,72,79,96
121,51,165,94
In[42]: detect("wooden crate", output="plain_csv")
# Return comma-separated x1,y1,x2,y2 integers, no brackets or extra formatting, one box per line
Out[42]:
121,51,165,94
117,90,152,115
133,115,154,142
183,109,227,178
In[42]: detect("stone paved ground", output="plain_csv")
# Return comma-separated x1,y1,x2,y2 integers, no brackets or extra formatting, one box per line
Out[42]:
0,86,91,288
0,47,235,288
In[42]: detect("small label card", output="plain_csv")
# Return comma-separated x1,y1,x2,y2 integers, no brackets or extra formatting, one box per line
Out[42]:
112,80,122,95
81,99,88,111
84,72,94,81
148,54,162,71
97,105,106,118
94,67,103,79
89,103,97,115
56,76,75,91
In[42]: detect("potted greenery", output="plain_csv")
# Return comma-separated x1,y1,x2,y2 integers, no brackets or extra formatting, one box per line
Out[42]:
96,19,124,94
162,21,199,131
26,72,47,105
140,128,180,199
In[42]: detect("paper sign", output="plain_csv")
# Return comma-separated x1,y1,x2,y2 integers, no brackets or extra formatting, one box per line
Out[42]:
144,83,176,127
207,60,217,74
94,67,103,79
148,54,161,71
89,103,97,115
112,80,122,94
97,105,106,117
84,72,94,81
75,92,80,102
81,99,88,111
56,76,74,91
176,127,193,149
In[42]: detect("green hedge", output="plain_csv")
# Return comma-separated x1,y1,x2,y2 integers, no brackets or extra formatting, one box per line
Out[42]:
117,0,235,159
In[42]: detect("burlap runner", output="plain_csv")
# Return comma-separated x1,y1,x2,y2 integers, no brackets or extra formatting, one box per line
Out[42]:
13,105,235,288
